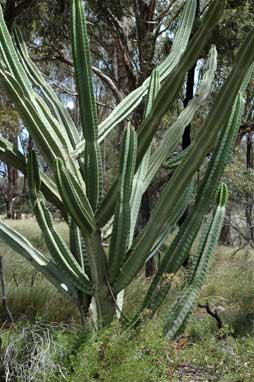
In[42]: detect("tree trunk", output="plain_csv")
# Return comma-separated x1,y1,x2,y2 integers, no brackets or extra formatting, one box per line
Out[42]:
245,196,254,242
181,0,200,150
179,0,200,230
245,132,254,242
6,199,13,219
141,191,155,277
219,207,232,246
246,132,253,169
5,165,19,219
0,256,13,323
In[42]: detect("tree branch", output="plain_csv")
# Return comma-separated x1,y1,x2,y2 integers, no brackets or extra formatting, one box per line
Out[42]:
198,303,223,329
92,66,123,103
33,55,123,103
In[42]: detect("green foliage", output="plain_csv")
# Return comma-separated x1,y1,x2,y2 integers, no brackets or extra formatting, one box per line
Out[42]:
214,0,254,65
67,321,169,382
0,0,253,335
224,149,254,199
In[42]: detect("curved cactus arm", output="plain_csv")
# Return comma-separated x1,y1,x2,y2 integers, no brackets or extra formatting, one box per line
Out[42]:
152,95,243,305
0,70,72,161
0,7,74,160
27,152,93,295
34,96,74,153
74,0,197,154
187,213,213,285
146,181,194,263
35,199,93,294
163,184,228,339
158,0,196,79
165,146,192,171
144,69,161,115
0,135,26,171
108,127,137,283
13,28,80,148
136,1,224,166
55,158,95,237
0,5,32,96
144,46,217,191
95,0,224,229
0,70,63,162
0,11,79,172
0,221,77,300
70,220,85,271
128,69,160,247
129,96,243,312
40,173,66,217
113,27,254,293
0,135,66,216
111,67,159,314
69,220,92,280
70,0,103,210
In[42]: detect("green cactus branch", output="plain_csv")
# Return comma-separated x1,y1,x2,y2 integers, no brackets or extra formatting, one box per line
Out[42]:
108,126,137,283
129,69,160,248
0,221,78,300
127,81,248,327
113,28,254,294
73,0,197,156
95,0,225,229
0,136,66,215
71,0,103,211
13,28,80,148
163,184,228,339
144,45,217,192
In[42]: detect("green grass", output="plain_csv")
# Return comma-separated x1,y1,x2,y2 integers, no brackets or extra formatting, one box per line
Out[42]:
1,219,254,381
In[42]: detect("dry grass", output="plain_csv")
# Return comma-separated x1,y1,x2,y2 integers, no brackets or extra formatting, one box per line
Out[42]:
0,218,79,324
199,246,254,335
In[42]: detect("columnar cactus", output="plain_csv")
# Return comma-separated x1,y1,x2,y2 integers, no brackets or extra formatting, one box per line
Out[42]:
0,0,254,334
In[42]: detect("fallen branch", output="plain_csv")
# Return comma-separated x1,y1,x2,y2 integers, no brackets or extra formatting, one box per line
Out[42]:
198,302,223,329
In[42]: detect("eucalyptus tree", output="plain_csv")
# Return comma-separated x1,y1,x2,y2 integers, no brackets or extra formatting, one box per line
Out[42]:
0,0,254,338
